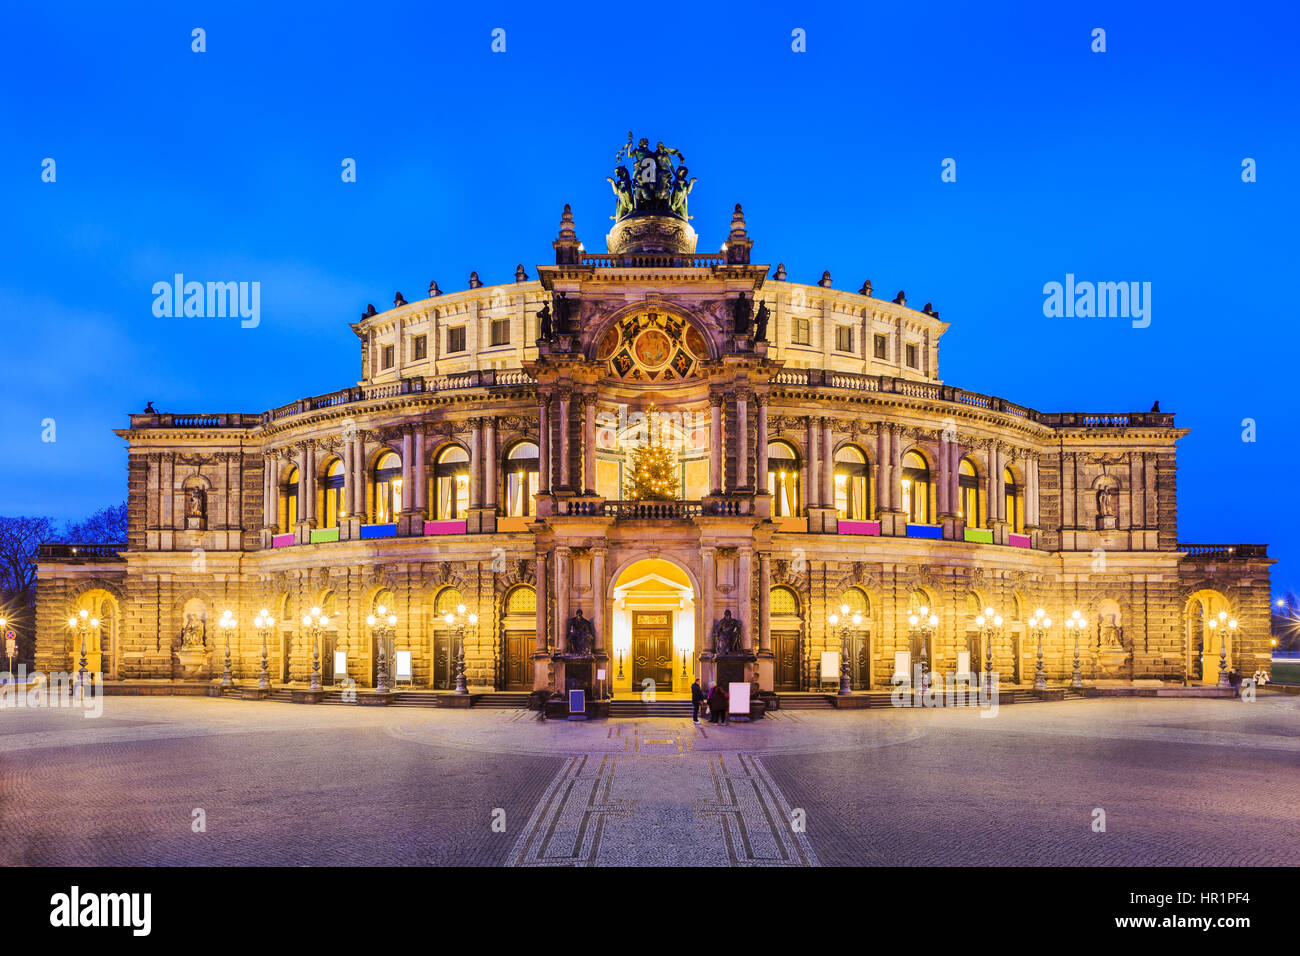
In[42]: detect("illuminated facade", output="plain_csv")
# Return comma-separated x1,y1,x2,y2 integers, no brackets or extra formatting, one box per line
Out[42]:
34,159,1274,698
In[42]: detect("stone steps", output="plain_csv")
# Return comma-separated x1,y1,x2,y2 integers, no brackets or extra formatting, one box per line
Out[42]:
474,692,531,709
608,700,695,718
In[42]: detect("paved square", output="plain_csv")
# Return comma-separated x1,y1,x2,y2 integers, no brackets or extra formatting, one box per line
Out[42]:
1,695,1296,866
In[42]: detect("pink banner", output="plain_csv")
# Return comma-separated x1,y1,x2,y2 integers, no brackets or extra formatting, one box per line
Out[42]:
837,520,881,535
423,520,467,536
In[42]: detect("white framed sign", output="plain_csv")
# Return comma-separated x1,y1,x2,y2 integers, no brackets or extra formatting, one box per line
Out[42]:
728,681,750,715
893,651,911,684
334,651,347,678
820,651,840,682
956,650,971,680
394,650,413,683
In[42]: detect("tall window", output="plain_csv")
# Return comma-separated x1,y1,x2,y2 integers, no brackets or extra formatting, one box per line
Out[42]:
874,333,888,359
835,326,853,353
382,345,395,369
447,327,466,353
433,446,470,519
504,441,539,516
1004,467,1021,533
958,457,980,527
905,343,918,368
321,458,345,529
490,318,510,347
373,452,402,524
791,317,810,345
767,441,801,517
413,334,427,360
280,467,299,532
901,451,931,523
833,444,870,520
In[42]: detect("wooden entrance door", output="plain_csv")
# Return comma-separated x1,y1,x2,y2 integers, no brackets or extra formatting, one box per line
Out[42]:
431,630,455,689
372,634,395,688
773,630,800,691
851,630,871,690
503,630,532,690
632,612,674,693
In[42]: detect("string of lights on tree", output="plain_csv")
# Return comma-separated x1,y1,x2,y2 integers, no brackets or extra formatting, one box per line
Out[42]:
625,405,679,501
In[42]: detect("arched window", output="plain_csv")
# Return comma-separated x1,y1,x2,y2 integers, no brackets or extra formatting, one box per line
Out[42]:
958,457,980,527
321,458,345,529
433,446,469,520
901,451,931,523
1004,467,1021,533
503,442,539,517
833,445,870,521
767,441,801,517
280,466,299,533
373,452,402,524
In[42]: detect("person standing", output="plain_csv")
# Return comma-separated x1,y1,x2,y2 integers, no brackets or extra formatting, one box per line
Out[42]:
708,681,728,725
690,678,705,724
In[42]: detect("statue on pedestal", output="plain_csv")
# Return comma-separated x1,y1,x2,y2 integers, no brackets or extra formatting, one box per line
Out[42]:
606,167,634,221
712,610,742,656
537,301,553,342
566,609,595,657
732,292,752,336
753,301,770,342
180,613,206,649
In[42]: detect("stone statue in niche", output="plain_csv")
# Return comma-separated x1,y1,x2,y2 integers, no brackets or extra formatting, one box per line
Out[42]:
1100,615,1124,649
712,609,742,656
732,292,752,336
565,609,595,656
186,486,207,530
1095,481,1118,530
753,301,770,342
536,301,553,342
180,613,206,649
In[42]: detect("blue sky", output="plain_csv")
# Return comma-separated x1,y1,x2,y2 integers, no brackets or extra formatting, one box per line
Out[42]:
1,1,1296,595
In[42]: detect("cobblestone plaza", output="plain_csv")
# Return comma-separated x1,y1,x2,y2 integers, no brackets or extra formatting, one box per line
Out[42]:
2,695,1296,867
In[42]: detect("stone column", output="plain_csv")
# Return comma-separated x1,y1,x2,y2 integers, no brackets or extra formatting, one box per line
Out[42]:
483,418,496,510
538,397,551,494
534,555,549,654
554,546,570,653
1027,456,1040,527
709,395,722,494
937,439,951,516
993,445,1006,522
583,397,596,494
161,454,174,530
889,426,901,511
756,398,769,491
558,392,571,489
469,420,482,508
807,417,820,508
735,391,749,489
701,548,716,651
263,453,276,528
300,444,314,523
591,547,606,652
875,429,889,515
759,553,772,654
821,419,834,508
351,438,366,518
400,429,414,513
413,425,427,515
738,549,754,652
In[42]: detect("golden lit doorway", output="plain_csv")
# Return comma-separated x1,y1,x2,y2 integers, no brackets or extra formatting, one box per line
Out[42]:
611,558,695,698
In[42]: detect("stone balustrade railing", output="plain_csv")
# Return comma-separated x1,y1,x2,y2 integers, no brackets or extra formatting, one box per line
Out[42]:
579,252,727,268
38,543,127,560
1179,543,1269,559
130,368,1177,433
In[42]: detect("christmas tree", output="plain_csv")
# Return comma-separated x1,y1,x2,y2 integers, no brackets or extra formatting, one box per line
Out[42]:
626,412,679,501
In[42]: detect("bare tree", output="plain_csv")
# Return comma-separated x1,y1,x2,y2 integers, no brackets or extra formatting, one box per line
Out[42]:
61,502,127,544
0,516,59,668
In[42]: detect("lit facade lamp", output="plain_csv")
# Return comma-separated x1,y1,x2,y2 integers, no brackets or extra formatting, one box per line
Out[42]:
1206,610,1238,687
218,609,237,688
67,608,98,694
300,606,329,691
1029,608,1052,691
827,604,861,695
253,609,275,690
973,606,1002,688
443,604,477,694
908,605,939,690
366,605,398,694
1064,610,1086,688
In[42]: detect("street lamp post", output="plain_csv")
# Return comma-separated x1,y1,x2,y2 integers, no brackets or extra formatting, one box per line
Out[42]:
253,610,274,690
827,604,861,695
974,606,1002,691
366,605,398,694
1207,610,1238,687
218,609,236,688
1029,608,1052,691
67,608,98,696
300,606,329,691
908,605,939,692
1065,610,1086,689
443,604,478,695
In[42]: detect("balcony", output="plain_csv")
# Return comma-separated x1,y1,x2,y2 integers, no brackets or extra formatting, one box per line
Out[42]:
1179,543,1269,559
38,543,126,561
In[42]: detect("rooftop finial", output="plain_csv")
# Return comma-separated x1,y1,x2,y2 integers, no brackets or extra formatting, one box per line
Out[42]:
554,204,582,264
772,263,787,281
468,272,483,289
893,290,906,305
858,280,873,297
428,280,442,297
394,291,407,307
818,270,833,288
515,264,529,282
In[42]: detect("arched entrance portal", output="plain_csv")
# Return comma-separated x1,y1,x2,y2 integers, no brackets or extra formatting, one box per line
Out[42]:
1185,588,1232,684
72,589,120,680
610,559,695,698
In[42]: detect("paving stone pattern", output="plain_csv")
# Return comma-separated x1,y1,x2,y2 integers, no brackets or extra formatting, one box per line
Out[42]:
1,695,1296,866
